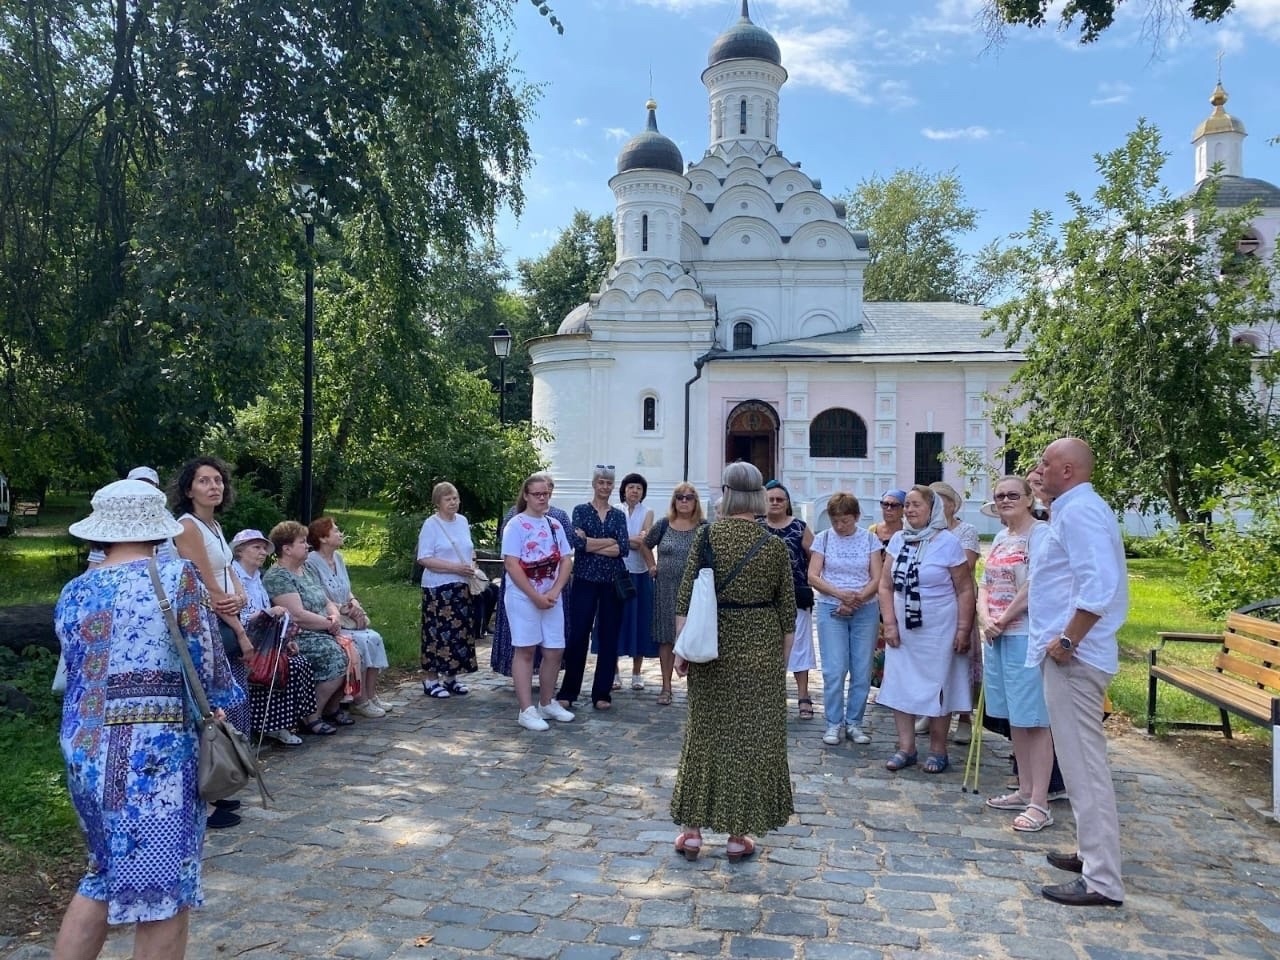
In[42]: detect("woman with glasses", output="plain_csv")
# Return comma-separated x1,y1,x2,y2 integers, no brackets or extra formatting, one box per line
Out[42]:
808,492,883,745
979,475,1056,831
868,489,906,550
503,473,574,731
644,483,707,705
557,465,630,711
760,481,817,720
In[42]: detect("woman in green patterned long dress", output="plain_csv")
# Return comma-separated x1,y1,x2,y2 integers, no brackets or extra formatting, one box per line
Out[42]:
671,462,796,863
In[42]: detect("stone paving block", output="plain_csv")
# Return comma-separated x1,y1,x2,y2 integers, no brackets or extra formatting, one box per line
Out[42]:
761,910,829,937
698,905,762,931
481,913,541,933
332,933,400,960
869,889,936,911
565,898,632,924
833,920,921,948
493,935,564,959
423,904,487,925
558,947,622,960
539,919,594,941
380,898,428,918
998,935,1082,960
645,928,725,955
635,899,695,927
594,925,649,946
727,935,797,957
425,925,499,951
802,944,884,960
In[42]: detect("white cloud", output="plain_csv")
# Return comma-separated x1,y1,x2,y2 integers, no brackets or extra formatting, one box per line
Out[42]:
878,79,917,110
604,127,630,142
574,117,590,127
916,0,986,35
921,125,993,141
1234,0,1280,33
1089,81,1132,106
1213,28,1245,54
775,25,870,101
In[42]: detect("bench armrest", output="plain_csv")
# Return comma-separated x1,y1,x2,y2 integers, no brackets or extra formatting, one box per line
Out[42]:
1155,631,1221,645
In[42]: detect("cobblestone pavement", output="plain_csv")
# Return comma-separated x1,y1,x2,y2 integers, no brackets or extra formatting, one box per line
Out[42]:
5,656,1280,960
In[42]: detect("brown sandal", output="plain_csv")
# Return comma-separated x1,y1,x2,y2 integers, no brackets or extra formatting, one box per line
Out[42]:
797,697,814,719
656,689,673,706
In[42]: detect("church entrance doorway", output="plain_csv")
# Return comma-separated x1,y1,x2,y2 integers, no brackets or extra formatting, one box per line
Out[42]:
724,400,779,482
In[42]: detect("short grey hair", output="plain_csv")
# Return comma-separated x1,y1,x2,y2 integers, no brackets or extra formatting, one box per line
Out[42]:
592,464,616,482
720,461,766,517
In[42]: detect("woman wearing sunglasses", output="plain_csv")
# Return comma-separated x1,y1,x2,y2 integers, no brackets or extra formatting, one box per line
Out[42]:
644,483,707,705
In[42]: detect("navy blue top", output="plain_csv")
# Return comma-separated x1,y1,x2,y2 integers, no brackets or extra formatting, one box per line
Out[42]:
570,502,630,583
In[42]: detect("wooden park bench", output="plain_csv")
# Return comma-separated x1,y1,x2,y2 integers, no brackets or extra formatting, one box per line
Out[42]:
1147,601,1280,820
13,500,40,527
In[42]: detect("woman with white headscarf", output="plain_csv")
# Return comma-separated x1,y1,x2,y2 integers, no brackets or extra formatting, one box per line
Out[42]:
876,484,974,775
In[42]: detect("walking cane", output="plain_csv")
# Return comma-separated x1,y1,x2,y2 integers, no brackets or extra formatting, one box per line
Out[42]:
962,685,985,794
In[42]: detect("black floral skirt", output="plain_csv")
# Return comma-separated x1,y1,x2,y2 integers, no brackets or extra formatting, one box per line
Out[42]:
421,582,478,676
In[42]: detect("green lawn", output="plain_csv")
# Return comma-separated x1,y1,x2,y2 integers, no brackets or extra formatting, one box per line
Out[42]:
1113,558,1232,733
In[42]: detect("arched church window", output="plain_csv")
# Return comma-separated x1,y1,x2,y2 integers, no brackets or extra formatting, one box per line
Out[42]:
642,214,649,253
1233,331,1262,351
809,408,868,459
715,101,723,140
739,98,747,135
765,103,773,139
733,321,753,350
642,395,657,431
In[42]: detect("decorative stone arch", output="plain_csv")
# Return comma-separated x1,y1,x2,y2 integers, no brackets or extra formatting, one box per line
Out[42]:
724,400,780,483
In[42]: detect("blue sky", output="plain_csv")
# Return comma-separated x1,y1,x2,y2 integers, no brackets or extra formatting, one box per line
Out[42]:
492,0,1280,281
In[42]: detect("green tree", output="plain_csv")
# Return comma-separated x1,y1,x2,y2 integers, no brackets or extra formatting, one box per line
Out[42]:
983,0,1235,43
987,120,1278,523
0,0,548,490
840,168,1013,304
517,210,615,334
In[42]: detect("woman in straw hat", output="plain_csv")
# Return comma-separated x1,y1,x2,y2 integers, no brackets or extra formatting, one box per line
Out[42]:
53,479,243,960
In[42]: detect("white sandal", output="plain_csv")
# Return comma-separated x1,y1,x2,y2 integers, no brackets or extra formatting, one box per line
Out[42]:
985,791,1028,811
1012,803,1054,832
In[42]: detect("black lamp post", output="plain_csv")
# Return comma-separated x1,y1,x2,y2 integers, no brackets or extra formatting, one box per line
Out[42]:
489,323,513,424
295,183,320,523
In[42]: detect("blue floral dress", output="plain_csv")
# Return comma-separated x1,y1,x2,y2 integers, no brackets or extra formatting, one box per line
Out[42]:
55,558,243,925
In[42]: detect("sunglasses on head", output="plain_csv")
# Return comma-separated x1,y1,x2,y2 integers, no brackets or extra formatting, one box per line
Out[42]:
594,464,615,470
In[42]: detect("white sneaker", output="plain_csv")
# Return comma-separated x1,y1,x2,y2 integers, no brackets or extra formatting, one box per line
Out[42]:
267,729,302,746
847,724,871,744
951,720,972,745
370,695,394,713
518,706,549,731
822,724,842,745
538,700,575,723
350,700,386,719
914,716,931,735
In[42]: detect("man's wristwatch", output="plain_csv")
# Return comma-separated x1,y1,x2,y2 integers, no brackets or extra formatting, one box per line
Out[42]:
1057,634,1075,651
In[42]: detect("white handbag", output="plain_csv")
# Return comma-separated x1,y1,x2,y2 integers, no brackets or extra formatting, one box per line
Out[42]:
674,567,719,663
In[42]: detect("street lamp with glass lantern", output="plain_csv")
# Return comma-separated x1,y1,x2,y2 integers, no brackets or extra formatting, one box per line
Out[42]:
489,323,513,424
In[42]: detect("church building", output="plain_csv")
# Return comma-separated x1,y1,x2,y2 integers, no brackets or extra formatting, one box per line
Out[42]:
526,1,1276,527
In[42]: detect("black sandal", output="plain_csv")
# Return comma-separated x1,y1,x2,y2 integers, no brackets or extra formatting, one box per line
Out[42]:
301,718,337,736
442,678,469,696
797,697,815,720
423,680,451,698
322,710,355,726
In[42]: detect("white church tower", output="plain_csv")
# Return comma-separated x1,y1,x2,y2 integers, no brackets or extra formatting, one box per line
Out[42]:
702,0,787,161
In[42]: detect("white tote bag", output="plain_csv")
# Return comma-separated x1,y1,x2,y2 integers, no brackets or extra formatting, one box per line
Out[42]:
673,567,719,663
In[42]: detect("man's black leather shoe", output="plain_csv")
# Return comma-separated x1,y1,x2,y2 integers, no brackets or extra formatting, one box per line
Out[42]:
1042,878,1122,907
1045,850,1083,873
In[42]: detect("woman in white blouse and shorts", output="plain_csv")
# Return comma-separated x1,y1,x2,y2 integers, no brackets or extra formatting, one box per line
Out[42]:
502,473,574,732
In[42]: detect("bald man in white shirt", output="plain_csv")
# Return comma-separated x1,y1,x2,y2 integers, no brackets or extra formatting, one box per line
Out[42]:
1027,438,1127,908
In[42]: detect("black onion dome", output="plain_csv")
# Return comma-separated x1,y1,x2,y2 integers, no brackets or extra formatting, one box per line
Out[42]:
616,101,684,175
708,0,781,67
1190,175,1280,208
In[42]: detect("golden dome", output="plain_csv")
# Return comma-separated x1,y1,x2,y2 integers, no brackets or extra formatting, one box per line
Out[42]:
1192,82,1247,140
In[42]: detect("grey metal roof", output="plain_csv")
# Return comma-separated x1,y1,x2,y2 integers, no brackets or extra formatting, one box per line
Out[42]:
1189,175,1280,208
707,2,781,67
720,302,1021,361
617,104,684,175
